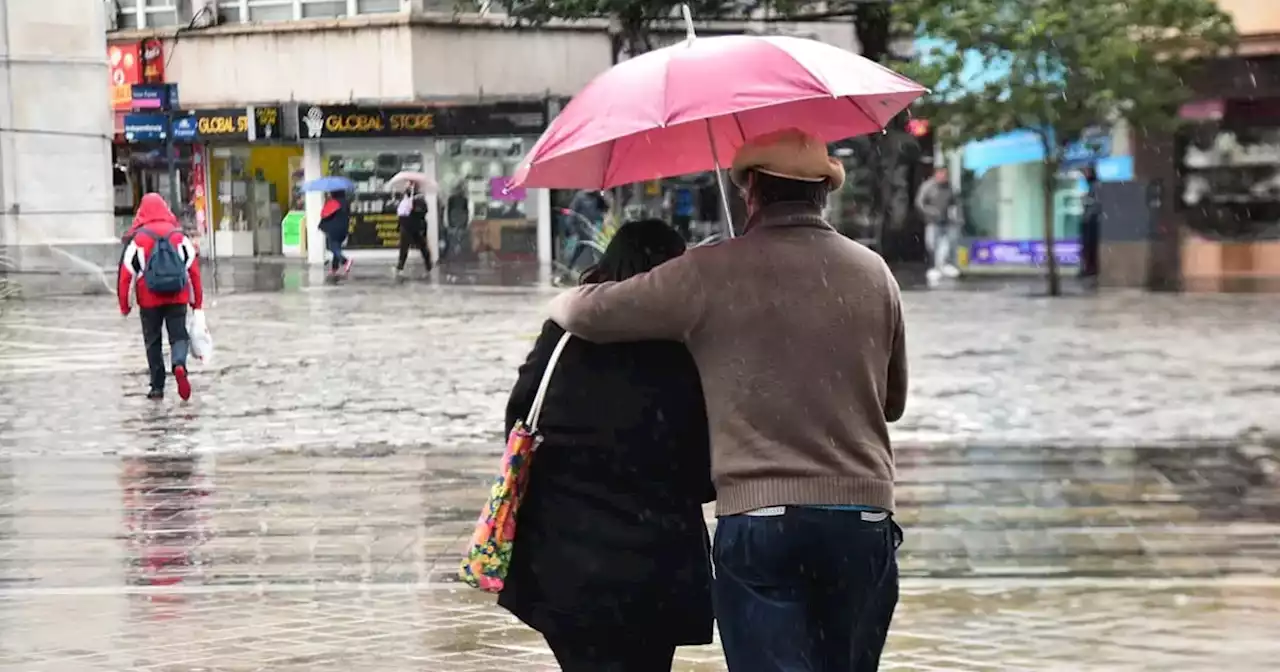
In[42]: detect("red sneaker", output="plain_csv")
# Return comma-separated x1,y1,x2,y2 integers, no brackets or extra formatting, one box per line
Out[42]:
173,365,192,401
342,258,354,276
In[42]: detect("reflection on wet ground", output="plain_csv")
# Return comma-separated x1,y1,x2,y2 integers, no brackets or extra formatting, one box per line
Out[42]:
2,274,1279,669
0,446,1276,670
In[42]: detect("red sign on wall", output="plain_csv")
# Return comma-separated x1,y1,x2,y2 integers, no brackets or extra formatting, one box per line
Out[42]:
108,40,164,111
108,43,141,111
140,38,165,84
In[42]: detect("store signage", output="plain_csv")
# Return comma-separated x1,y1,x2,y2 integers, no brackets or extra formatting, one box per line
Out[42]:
176,106,285,142
444,102,549,136
123,114,169,142
968,240,1081,267
253,106,280,140
298,104,437,139
108,43,141,111
131,83,179,111
296,102,549,139
140,38,165,84
109,40,164,112
191,145,208,235
194,109,251,137
172,115,198,140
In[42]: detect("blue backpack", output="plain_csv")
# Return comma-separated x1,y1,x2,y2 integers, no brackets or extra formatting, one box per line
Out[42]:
139,228,189,294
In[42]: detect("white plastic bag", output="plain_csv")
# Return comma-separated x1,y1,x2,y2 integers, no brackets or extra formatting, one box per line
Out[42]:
187,308,214,365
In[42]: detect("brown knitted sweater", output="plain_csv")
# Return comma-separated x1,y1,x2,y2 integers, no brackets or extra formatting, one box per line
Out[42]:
549,202,908,515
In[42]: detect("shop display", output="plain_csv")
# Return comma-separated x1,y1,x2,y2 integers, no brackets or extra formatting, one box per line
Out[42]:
212,151,281,256
436,137,535,261
325,151,424,250
1178,125,1280,240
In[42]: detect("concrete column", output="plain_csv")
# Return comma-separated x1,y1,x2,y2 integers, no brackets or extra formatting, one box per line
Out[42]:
0,0,116,292
536,188,552,266
423,139,440,264
303,141,325,265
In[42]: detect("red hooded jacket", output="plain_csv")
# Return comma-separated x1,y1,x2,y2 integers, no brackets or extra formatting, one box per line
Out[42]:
117,194,204,313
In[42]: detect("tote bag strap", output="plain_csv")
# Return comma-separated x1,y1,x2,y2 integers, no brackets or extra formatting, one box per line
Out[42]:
525,332,572,432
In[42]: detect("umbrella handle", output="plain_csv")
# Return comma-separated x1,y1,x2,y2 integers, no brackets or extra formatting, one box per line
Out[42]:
706,118,735,239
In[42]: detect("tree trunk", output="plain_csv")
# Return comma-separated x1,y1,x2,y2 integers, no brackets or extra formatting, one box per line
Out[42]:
1042,161,1061,296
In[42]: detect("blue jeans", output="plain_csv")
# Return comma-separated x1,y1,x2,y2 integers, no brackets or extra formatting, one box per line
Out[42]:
713,508,902,672
327,235,347,271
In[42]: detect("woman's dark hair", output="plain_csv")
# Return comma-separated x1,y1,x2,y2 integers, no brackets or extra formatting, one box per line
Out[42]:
747,169,829,209
581,219,686,285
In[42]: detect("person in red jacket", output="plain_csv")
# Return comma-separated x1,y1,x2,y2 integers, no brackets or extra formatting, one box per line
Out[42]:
117,193,205,401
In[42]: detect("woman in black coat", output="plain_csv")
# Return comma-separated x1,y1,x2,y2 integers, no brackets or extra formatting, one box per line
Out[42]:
498,219,714,672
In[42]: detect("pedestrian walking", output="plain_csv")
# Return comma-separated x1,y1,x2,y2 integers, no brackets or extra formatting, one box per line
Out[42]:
499,219,714,672
548,129,908,672
915,167,961,286
318,191,352,277
1079,166,1101,282
117,193,204,402
395,186,433,276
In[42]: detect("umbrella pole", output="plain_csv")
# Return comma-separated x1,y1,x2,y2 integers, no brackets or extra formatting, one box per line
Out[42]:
706,119,736,239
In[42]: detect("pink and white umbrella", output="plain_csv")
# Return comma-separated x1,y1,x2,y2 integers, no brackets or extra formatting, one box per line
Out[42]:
511,17,927,194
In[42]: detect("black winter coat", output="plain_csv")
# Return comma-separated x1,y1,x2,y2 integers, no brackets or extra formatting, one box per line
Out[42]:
318,197,350,242
497,320,714,645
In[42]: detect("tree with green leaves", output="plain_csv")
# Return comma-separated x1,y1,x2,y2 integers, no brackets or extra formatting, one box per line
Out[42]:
894,0,1236,295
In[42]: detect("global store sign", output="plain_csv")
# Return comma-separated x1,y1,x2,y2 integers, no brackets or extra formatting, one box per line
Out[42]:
296,102,549,139
173,107,284,142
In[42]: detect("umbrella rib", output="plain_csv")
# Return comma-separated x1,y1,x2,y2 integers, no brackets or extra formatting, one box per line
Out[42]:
601,138,619,190
845,96,882,131
733,113,747,144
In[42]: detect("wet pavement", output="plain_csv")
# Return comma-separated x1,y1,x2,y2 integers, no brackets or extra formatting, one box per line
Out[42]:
1,270,1279,670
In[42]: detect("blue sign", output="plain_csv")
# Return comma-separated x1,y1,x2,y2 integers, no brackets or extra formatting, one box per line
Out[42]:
123,113,169,142
1095,156,1134,182
171,115,198,140
962,128,1112,174
969,240,1081,266
130,83,178,111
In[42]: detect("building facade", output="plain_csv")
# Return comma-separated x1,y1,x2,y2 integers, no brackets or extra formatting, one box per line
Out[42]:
106,1,860,268
0,0,116,293
1127,0,1280,291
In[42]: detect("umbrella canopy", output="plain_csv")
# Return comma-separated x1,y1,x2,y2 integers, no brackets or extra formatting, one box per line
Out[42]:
387,171,438,193
303,176,355,193
512,34,927,190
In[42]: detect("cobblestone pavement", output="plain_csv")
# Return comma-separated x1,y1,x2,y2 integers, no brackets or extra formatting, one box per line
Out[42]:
1,273,1279,670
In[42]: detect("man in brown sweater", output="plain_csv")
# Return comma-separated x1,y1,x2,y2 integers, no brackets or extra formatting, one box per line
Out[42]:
548,128,908,671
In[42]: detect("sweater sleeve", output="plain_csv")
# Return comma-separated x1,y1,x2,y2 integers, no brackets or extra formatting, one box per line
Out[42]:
505,320,565,435
548,253,706,343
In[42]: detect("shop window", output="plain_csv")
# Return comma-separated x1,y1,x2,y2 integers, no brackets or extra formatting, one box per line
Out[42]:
245,0,295,22
358,0,401,12
109,0,184,28
1178,124,1280,241
325,151,425,251
437,137,539,262
300,0,348,18
215,1,243,23
142,0,181,26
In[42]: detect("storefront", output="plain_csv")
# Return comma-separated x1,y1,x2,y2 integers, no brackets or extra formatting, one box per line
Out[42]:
956,127,1128,271
119,110,198,234
1131,55,1280,291
295,101,552,267
173,106,301,259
